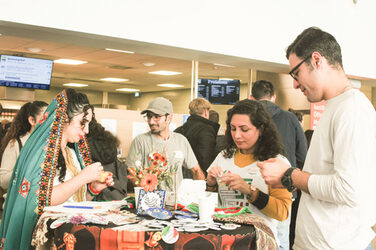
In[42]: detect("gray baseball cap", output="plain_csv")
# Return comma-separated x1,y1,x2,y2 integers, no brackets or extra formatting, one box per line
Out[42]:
141,97,173,115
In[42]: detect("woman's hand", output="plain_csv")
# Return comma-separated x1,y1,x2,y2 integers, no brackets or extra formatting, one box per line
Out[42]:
207,166,222,186
220,172,250,194
89,173,115,193
79,162,103,183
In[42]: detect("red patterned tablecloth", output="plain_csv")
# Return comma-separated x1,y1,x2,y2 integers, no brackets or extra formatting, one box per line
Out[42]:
52,222,256,250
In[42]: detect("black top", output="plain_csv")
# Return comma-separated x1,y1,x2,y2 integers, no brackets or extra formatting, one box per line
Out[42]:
260,100,307,169
175,114,220,174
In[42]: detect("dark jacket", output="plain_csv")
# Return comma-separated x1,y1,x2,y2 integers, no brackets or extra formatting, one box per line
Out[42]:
260,100,307,169
175,114,220,174
88,137,128,201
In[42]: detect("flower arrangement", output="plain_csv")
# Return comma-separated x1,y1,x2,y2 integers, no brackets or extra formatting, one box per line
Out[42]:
127,151,178,192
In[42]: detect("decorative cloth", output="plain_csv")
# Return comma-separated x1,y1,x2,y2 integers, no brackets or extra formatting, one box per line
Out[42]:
0,90,92,250
214,213,278,250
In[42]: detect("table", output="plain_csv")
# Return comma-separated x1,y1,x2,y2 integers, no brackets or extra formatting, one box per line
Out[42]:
34,206,279,250
51,221,256,249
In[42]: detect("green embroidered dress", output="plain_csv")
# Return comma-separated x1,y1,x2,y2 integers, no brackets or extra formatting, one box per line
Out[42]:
0,90,92,249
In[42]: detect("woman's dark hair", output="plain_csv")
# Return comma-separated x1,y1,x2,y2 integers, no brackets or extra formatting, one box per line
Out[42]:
0,101,48,157
223,99,285,161
87,116,120,165
56,89,94,182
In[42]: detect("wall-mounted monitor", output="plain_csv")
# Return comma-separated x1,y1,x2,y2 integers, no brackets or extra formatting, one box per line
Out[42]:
0,55,53,90
197,79,240,105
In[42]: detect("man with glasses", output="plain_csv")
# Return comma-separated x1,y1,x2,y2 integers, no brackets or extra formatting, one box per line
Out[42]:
257,27,376,249
126,97,205,205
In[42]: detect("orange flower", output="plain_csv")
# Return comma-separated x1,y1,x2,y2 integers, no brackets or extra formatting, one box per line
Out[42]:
152,161,158,165
140,173,158,192
160,156,166,162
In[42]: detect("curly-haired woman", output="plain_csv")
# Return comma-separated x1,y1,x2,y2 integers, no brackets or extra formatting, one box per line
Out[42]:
0,101,48,190
206,99,292,244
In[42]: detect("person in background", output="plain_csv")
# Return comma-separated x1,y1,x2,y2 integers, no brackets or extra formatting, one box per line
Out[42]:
209,109,227,155
175,98,219,176
87,116,128,201
251,80,307,250
304,129,314,149
206,99,292,245
0,104,11,153
126,97,205,202
0,101,48,190
258,27,376,250
0,89,114,250
288,108,304,128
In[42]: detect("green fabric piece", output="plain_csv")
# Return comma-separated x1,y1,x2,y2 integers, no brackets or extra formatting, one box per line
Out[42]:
214,206,252,218
185,203,199,213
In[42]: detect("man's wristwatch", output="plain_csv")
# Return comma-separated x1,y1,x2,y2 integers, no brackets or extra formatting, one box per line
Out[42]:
281,167,296,192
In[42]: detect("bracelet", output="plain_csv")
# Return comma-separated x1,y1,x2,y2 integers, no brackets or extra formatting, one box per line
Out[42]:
87,183,101,196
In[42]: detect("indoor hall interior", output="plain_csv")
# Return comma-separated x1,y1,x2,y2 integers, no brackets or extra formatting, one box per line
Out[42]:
0,20,375,157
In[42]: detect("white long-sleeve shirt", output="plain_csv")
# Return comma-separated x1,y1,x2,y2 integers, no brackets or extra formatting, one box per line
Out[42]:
294,89,376,250
0,133,30,190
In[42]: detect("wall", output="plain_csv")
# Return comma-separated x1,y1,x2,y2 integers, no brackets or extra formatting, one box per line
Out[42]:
1,0,376,80
34,87,130,106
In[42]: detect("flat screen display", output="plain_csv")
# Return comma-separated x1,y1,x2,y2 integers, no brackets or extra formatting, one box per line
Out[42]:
0,55,53,90
197,79,240,105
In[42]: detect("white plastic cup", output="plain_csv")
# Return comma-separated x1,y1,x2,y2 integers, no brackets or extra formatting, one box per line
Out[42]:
199,193,217,222
134,187,143,209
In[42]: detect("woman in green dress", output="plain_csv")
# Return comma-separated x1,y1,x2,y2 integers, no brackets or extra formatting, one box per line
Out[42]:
0,89,113,250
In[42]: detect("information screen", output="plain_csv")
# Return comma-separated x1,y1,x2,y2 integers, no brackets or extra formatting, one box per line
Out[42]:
0,55,53,90
198,79,240,105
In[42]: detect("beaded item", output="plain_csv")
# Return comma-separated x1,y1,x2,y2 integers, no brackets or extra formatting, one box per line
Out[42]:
37,91,67,215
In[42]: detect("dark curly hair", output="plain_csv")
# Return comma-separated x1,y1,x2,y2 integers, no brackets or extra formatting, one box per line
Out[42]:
223,99,285,161
87,116,120,165
0,101,48,159
56,89,94,182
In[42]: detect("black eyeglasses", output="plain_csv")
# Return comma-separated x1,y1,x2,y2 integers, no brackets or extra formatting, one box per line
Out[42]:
143,113,167,122
289,55,311,81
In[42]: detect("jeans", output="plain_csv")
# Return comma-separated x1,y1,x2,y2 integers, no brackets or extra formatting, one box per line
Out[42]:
277,207,291,250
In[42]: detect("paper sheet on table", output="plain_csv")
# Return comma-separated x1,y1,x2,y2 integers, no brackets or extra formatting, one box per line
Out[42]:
44,200,128,214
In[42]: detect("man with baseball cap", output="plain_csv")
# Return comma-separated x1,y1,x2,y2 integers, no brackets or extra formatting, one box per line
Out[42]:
126,97,205,205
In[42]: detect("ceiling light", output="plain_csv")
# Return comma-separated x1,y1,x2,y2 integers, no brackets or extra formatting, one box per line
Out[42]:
219,78,234,81
54,59,88,65
157,83,184,88
100,77,128,82
26,47,43,53
105,48,135,54
213,63,235,68
63,83,88,87
143,62,156,67
116,88,140,92
149,71,182,76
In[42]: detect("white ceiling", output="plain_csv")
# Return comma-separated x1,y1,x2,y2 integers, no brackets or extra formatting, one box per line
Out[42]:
0,21,293,94
1,21,374,93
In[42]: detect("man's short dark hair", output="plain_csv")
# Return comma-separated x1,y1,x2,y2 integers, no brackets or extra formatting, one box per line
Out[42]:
209,110,219,123
286,27,343,69
251,80,275,100
288,108,303,122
